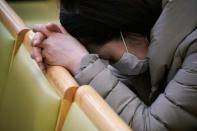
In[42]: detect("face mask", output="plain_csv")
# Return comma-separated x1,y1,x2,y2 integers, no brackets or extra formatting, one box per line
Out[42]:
111,32,148,75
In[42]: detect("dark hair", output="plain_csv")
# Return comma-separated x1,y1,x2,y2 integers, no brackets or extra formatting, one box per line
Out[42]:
60,0,162,45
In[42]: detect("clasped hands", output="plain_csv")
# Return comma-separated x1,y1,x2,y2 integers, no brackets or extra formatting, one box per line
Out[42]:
31,23,89,75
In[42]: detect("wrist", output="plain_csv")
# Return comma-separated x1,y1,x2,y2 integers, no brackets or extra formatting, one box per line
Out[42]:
68,51,89,75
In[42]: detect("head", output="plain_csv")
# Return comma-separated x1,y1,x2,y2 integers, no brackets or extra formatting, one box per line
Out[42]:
60,0,162,61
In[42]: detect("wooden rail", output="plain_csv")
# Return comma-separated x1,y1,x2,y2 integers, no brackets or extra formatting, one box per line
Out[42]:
0,0,28,38
0,0,29,63
76,85,132,131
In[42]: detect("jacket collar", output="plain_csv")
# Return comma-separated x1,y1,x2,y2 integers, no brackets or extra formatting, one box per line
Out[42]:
147,0,197,97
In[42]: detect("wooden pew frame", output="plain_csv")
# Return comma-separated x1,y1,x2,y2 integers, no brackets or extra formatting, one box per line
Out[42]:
75,85,132,131
0,1,132,131
0,1,78,131
0,0,29,69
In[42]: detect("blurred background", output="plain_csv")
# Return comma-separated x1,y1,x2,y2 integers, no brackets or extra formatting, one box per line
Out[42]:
6,0,59,27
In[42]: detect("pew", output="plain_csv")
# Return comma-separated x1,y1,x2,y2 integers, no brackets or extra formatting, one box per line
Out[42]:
0,0,77,130
0,0,132,130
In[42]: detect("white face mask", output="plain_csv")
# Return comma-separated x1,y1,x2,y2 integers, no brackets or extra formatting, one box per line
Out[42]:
111,32,148,75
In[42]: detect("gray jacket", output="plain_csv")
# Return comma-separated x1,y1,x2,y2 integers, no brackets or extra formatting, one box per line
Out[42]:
75,0,197,130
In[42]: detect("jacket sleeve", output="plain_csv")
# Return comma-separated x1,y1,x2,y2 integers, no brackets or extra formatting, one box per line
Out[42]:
75,53,197,131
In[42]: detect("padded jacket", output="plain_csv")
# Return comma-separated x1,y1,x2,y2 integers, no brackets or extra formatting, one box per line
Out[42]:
75,0,197,130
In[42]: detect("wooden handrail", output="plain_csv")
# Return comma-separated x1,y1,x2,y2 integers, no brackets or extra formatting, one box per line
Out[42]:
0,0,28,38
23,31,79,131
75,85,132,131
0,0,29,64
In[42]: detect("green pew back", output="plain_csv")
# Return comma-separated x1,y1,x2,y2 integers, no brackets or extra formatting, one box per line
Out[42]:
8,0,59,27
68,85,132,131
0,22,14,101
62,86,131,131
0,45,61,131
62,102,99,131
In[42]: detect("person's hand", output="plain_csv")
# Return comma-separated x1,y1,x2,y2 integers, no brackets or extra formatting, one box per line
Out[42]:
31,23,89,75
31,23,60,71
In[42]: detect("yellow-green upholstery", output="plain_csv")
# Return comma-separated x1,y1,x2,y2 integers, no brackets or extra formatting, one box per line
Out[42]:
8,0,59,27
0,2,103,131
0,45,60,131
62,102,99,131
0,22,14,100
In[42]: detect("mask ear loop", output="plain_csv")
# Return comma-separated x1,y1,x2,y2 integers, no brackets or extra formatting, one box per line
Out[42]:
120,31,129,53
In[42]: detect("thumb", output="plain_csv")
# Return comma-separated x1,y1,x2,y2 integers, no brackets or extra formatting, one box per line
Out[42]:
59,25,68,34
46,23,68,34
33,24,52,37
46,23,62,33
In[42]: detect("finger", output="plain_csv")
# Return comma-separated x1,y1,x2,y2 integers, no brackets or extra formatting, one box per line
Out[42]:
46,23,62,33
46,23,69,34
59,25,68,34
43,58,52,66
42,50,53,66
32,24,44,32
38,38,50,48
31,47,43,63
38,62,46,72
32,32,46,46
41,49,47,61
33,24,51,37
33,39,48,49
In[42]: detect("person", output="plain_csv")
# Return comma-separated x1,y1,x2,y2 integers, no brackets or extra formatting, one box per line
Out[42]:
31,0,197,130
